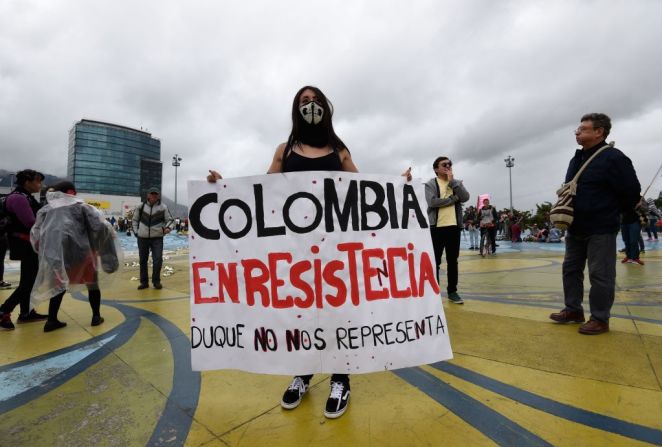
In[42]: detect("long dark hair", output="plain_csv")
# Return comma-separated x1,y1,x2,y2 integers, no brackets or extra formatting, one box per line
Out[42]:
286,86,347,152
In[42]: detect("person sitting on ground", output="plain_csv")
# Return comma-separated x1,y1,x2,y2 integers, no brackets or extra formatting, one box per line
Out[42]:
510,219,522,242
548,227,562,243
30,181,120,332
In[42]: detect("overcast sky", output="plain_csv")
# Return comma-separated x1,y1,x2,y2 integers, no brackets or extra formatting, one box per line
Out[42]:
1,0,661,210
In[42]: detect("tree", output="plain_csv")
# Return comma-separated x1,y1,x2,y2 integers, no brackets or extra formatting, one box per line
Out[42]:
533,201,553,228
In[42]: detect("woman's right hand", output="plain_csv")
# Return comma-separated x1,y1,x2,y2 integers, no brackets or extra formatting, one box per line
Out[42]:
207,170,222,183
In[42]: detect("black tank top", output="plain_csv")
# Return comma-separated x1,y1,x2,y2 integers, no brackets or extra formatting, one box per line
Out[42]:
282,148,343,173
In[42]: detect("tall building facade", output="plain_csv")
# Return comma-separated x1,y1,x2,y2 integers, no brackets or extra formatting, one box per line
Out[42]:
67,119,162,197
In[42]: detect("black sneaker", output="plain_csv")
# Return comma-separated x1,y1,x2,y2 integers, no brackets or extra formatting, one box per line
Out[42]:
153,283,163,290
324,380,350,419
281,376,309,409
91,315,104,326
17,309,49,323
448,292,464,304
44,320,67,332
137,283,149,290
0,312,15,330
0,281,12,289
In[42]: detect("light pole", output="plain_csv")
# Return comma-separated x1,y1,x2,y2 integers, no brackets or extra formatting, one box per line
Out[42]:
504,155,515,213
172,154,182,217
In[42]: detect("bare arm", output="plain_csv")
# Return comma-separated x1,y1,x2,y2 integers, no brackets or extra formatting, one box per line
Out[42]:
267,143,287,174
339,148,359,173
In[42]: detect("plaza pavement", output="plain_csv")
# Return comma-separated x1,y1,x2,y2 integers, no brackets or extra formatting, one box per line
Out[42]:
1,240,661,446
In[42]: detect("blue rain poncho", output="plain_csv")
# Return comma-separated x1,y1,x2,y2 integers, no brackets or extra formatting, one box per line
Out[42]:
30,192,122,304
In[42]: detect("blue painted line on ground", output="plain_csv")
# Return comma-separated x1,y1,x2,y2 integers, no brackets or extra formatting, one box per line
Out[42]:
68,293,201,447
143,312,201,446
458,259,561,276
431,362,662,445
0,333,117,402
0,316,139,414
394,367,554,447
108,296,188,304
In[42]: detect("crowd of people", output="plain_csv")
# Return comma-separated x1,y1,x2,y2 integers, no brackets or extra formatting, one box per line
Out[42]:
1,87,659,421
107,214,188,235
0,178,179,331
0,173,121,332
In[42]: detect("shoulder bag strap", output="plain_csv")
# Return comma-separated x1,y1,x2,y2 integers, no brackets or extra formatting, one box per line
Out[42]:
570,142,613,183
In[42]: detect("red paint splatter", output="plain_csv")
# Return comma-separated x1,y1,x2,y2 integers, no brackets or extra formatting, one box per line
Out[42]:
192,318,196,322
311,245,320,254
297,314,301,319
312,180,317,184
408,243,414,250
191,235,195,239
321,238,325,242
223,185,227,188
271,210,275,214
192,256,196,259
371,233,376,237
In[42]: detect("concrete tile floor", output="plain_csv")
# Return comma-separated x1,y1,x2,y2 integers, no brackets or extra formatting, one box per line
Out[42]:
1,243,661,446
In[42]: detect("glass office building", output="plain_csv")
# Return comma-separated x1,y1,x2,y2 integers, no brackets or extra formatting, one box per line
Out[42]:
67,119,162,197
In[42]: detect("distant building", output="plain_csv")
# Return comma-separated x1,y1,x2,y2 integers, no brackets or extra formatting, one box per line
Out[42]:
67,119,162,198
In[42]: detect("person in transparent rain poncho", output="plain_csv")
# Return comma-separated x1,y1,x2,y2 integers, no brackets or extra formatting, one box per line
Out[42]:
30,181,121,332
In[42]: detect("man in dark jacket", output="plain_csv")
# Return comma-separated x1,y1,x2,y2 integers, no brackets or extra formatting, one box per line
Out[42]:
0,170,48,330
550,113,641,335
425,156,470,304
132,187,174,290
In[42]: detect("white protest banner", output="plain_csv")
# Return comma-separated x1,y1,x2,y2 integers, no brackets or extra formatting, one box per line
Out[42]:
188,172,453,374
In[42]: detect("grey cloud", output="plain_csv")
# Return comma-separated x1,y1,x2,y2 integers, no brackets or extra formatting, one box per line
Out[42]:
1,0,661,210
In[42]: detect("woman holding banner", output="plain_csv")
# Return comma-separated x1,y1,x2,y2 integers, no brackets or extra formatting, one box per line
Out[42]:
209,86,409,419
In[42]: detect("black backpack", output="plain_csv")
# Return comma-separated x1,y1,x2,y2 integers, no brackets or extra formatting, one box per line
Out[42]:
0,195,11,236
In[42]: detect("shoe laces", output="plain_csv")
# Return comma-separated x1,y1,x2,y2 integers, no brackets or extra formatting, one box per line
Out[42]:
287,377,306,392
329,381,345,400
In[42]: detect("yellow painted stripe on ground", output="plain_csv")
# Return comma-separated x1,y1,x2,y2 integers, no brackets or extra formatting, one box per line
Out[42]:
0,318,172,446
448,354,662,429
422,364,657,447
210,370,496,447
446,307,661,390
0,295,124,366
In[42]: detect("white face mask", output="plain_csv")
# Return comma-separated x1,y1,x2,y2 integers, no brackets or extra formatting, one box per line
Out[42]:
299,101,324,125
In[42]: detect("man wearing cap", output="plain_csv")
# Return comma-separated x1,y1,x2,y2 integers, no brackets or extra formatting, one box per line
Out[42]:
132,187,174,290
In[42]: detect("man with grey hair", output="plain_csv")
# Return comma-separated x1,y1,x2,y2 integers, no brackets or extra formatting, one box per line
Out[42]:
549,113,640,335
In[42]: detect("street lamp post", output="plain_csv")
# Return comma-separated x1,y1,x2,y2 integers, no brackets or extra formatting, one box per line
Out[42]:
504,155,515,213
172,154,182,217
